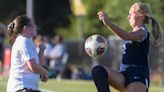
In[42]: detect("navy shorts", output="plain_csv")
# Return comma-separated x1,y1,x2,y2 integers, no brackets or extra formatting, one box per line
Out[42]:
16,88,41,92
120,66,150,89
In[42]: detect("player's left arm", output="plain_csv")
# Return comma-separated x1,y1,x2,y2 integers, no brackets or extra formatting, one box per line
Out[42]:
38,44,46,66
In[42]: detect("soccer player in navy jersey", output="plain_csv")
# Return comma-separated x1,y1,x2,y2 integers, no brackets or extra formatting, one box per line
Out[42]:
92,2,162,92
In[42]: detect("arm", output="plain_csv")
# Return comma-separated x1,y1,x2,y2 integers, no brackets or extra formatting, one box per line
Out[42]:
38,44,49,82
49,55,62,60
26,59,48,82
97,11,144,41
38,49,45,66
26,58,46,74
38,44,46,66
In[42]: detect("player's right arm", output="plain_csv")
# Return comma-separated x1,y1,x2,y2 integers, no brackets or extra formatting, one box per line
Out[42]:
97,11,145,41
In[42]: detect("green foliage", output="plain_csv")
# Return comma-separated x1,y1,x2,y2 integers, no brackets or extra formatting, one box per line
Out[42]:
82,0,135,38
75,0,164,39
56,16,79,40
0,0,26,23
34,0,71,36
0,0,163,39
83,0,109,38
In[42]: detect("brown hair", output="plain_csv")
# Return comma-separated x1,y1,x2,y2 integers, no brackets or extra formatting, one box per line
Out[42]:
133,2,162,45
55,34,63,43
7,15,30,45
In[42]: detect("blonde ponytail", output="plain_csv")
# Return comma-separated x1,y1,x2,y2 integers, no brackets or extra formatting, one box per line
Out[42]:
149,17,162,45
134,2,162,45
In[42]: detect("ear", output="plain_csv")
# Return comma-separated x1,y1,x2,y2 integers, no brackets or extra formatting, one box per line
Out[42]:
139,13,145,17
138,13,145,20
22,25,29,33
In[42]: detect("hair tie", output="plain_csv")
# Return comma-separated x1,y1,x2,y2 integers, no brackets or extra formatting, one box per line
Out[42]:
7,22,15,31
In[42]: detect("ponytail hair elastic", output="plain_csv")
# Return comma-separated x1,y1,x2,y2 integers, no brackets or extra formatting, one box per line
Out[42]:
7,22,15,31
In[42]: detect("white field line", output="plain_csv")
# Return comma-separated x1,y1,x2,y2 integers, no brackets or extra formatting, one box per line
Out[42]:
40,88,54,92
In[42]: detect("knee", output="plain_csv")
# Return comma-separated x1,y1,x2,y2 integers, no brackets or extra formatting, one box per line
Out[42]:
92,65,108,79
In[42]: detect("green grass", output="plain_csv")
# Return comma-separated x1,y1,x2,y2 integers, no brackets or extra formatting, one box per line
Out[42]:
0,77,164,92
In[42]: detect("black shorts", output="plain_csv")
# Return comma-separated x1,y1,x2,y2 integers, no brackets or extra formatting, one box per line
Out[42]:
120,66,150,89
16,88,41,92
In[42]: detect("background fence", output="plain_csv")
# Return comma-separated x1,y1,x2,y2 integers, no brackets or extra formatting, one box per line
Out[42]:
64,36,164,82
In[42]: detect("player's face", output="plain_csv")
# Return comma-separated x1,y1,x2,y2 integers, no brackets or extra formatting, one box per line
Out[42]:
127,6,139,28
127,5,144,28
27,20,37,37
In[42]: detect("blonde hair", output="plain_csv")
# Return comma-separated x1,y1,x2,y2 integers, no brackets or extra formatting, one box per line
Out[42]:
133,2,162,45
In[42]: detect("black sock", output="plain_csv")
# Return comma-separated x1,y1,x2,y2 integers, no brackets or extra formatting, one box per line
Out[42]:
92,65,110,92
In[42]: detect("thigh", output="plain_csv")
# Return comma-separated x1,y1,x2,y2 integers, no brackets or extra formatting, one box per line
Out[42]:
123,66,149,91
126,82,147,92
104,67,126,91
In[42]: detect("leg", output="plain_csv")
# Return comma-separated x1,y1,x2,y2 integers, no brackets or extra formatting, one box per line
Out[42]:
105,67,126,92
92,65,126,92
92,65,110,92
126,82,147,92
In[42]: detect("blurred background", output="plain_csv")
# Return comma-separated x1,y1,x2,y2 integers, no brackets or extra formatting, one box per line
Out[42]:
0,0,164,87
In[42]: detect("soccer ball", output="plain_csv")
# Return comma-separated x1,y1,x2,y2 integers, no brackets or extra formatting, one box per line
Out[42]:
84,35,108,58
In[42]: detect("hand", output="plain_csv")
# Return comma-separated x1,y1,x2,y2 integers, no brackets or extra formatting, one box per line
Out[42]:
40,67,48,82
39,43,46,51
40,75,48,82
97,11,110,25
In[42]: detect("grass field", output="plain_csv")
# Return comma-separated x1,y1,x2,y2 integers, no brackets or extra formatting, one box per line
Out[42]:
0,77,164,92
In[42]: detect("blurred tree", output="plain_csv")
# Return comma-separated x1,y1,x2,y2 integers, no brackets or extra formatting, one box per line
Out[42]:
0,0,163,39
0,0,72,37
34,0,71,36
82,0,107,38
81,0,164,39
0,0,26,23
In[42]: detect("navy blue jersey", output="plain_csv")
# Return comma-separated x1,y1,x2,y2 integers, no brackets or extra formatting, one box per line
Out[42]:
122,26,149,66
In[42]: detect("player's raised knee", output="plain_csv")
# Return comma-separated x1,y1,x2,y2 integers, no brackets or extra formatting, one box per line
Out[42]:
92,65,108,79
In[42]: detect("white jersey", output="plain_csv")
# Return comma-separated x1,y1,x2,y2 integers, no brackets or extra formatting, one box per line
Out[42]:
7,36,40,92
49,43,66,71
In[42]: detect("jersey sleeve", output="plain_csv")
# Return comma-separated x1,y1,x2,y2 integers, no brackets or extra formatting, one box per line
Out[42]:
138,27,148,42
21,44,36,62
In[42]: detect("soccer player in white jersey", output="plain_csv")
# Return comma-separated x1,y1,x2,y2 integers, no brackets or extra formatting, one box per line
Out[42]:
6,15,48,92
